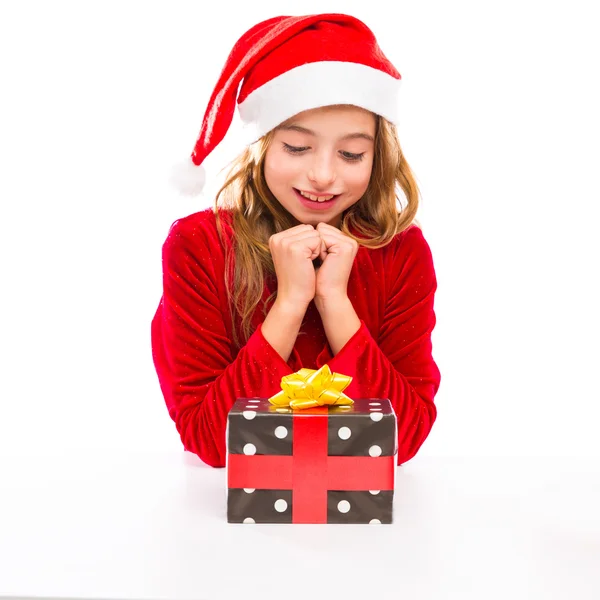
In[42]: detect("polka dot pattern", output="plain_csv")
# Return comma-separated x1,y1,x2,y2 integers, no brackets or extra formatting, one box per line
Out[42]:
369,445,382,457
338,426,351,440
228,398,396,523
274,426,288,439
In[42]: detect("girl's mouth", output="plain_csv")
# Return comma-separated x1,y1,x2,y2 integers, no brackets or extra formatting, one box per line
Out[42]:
293,188,341,210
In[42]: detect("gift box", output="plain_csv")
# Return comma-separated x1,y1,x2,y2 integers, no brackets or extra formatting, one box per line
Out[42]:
226,365,397,524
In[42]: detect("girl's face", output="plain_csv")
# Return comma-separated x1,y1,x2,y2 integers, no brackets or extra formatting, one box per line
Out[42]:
264,105,376,228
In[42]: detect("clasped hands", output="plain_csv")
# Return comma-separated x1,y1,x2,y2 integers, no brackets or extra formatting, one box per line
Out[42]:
312,222,359,305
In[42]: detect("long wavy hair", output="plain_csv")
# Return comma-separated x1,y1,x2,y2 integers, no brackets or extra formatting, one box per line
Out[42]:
212,105,422,353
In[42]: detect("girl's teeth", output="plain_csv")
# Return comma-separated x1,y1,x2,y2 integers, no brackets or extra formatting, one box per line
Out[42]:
299,190,334,202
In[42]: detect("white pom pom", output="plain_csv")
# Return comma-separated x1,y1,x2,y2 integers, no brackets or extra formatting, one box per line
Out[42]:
169,157,207,196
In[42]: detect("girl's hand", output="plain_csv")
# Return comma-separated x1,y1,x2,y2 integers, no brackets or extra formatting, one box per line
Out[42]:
268,224,323,310
314,222,359,303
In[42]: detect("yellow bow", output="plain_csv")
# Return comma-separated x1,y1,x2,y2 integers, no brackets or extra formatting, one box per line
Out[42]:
268,364,354,410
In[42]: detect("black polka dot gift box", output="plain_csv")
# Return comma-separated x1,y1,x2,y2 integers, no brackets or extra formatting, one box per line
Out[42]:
226,365,397,524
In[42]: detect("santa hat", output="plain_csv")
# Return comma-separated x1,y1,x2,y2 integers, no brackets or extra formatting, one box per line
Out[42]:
171,13,402,196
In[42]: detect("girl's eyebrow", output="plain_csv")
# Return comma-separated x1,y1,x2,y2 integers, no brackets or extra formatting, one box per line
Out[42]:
279,124,374,142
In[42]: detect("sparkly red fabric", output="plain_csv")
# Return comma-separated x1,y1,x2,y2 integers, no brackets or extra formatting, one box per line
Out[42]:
151,209,441,468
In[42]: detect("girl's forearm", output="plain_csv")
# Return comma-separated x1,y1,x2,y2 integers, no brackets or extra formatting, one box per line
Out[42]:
261,299,308,363
315,294,361,356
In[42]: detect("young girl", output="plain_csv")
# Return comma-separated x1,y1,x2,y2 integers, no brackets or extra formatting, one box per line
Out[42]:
151,13,441,468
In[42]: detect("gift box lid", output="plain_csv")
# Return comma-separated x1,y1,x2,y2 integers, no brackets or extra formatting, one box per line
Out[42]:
226,398,397,457
229,397,394,417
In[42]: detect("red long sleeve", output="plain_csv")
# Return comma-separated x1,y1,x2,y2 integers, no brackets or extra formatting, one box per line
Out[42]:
315,226,441,465
151,209,441,468
151,216,296,467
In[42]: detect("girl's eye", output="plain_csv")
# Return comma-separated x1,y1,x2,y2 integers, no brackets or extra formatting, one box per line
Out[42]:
341,151,365,162
282,143,365,162
282,143,308,154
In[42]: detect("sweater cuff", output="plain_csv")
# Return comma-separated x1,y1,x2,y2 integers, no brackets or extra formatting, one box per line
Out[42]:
248,322,296,375
320,319,372,375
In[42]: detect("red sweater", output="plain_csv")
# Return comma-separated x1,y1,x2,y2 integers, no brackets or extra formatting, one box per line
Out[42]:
151,208,441,468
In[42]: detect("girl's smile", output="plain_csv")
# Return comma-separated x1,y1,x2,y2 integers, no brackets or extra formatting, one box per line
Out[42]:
293,188,341,210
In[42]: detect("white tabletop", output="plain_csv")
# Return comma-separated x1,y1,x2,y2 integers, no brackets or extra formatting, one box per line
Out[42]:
1,451,599,600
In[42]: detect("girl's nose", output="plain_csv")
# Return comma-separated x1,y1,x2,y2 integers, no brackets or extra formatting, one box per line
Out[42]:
308,158,336,187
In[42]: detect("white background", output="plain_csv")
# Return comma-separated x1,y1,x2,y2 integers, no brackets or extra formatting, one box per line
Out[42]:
1,0,598,461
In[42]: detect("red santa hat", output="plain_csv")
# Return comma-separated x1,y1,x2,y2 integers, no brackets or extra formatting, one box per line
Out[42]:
171,13,402,196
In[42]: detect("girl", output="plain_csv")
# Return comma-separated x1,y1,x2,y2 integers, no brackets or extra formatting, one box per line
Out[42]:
151,13,441,468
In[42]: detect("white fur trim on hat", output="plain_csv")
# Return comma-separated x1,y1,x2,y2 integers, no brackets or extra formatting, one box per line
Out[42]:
238,60,401,146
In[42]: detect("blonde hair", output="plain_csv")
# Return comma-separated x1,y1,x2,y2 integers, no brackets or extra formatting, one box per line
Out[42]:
212,106,421,353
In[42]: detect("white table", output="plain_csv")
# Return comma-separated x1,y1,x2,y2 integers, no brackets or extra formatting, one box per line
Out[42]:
1,451,599,600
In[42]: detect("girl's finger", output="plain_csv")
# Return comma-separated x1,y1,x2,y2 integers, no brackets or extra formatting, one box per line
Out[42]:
318,227,354,246
319,233,355,253
317,224,344,238
320,238,328,261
